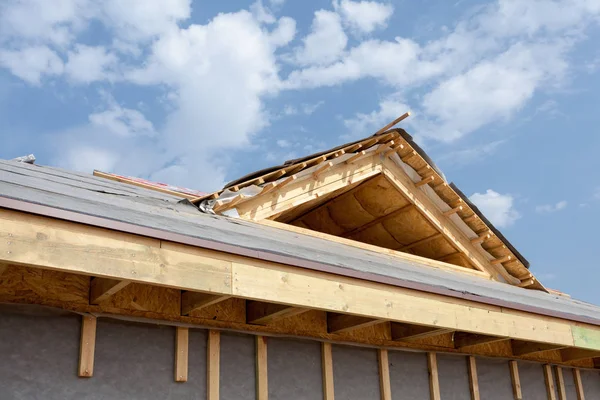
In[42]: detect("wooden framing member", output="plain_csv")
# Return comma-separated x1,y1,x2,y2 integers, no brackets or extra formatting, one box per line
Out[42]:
443,205,463,217
399,232,442,252
378,349,392,400
78,315,97,378
511,340,566,356
342,203,414,238
543,364,557,400
453,332,507,349
392,322,453,342
93,170,198,200
428,352,441,400
247,301,307,325
375,141,395,155
313,162,334,179
560,348,600,362
415,175,435,188
554,366,567,400
322,342,335,400
207,330,220,400
175,326,189,382
181,292,231,316
345,151,367,164
491,255,512,265
467,356,480,400
471,233,492,246
572,369,585,400
509,361,523,400
328,313,382,334
90,277,130,304
401,150,418,163
0,263,7,276
256,336,268,400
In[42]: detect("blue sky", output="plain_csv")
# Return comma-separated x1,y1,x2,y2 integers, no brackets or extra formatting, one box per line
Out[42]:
1,0,600,303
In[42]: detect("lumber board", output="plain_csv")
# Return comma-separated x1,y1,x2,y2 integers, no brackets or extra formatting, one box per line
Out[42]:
555,366,567,400
391,322,452,342
256,336,268,400
0,264,7,276
560,348,600,362
511,340,566,356
78,315,97,377
378,349,392,400
428,352,441,400
572,369,585,400
509,360,523,400
327,313,382,334
207,330,220,400
543,364,557,400
93,170,197,200
174,326,189,382
181,292,231,315
467,356,480,400
454,332,508,349
90,277,130,304
571,325,600,350
246,301,307,325
322,342,335,400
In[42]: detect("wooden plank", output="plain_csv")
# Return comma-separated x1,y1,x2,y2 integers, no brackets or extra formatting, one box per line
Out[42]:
327,313,382,334
512,340,566,356
181,292,231,315
78,315,97,377
207,330,220,400
467,356,480,400
572,325,600,350
555,366,567,400
90,277,130,304
378,349,392,400
174,326,189,382
256,336,268,400
560,348,600,362
0,264,7,276
391,322,453,342
454,332,508,349
428,352,441,400
322,342,335,400
509,360,523,400
543,364,557,400
573,369,585,400
93,170,197,200
247,301,307,325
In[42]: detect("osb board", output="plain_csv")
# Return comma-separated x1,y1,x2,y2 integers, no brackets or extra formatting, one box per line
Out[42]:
189,297,246,324
102,283,180,316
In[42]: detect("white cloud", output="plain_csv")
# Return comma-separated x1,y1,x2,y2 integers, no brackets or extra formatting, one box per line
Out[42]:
437,139,506,167
469,189,521,228
0,46,63,84
62,146,119,173
276,139,291,148
65,44,117,83
535,200,568,214
89,103,155,137
293,10,347,66
334,0,394,34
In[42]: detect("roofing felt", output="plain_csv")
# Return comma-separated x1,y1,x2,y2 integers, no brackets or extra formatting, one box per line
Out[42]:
0,159,598,325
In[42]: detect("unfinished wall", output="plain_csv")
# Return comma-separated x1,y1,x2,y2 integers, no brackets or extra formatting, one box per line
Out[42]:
332,344,380,400
388,350,431,399
519,361,556,400
437,354,471,400
220,332,255,400
581,369,600,397
476,358,514,400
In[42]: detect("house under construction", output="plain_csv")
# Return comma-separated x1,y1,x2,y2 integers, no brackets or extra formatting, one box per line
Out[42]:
0,124,599,399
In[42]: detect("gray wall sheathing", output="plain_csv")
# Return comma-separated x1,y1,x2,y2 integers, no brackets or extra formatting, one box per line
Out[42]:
519,361,556,400
220,332,256,400
581,369,600,398
388,350,430,399
267,338,322,400
559,367,578,399
333,345,380,400
437,354,471,400
476,358,514,400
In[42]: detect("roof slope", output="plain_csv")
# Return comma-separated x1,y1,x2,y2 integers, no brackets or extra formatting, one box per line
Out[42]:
0,159,598,325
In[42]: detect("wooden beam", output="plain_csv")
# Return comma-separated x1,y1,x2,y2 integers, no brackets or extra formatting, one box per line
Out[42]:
467,356,480,400
181,292,231,316
313,162,334,179
555,366,567,400
0,263,7,276
378,349,392,400
345,151,366,164
342,204,414,238
256,336,268,400
561,348,600,362
78,315,96,378
247,301,307,325
511,340,566,356
509,361,523,400
374,112,410,136
328,313,382,334
454,332,507,349
207,330,220,400
470,233,492,245
175,327,189,382
543,364,557,400
90,277,130,304
491,255,512,265
443,205,463,217
398,233,442,252
573,369,585,400
391,322,453,342
415,175,435,188
322,342,335,400
428,353,441,400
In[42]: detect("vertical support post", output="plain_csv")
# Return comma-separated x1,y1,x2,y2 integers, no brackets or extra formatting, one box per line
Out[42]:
207,330,220,400
256,336,268,400
554,366,567,400
427,352,441,400
509,361,523,400
322,342,335,400
467,356,480,400
543,364,557,400
573,369,585,400
378,349,392,400
78,315,97,378
174,327,189,382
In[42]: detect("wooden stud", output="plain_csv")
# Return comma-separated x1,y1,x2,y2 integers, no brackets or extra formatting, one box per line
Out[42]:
467,356,480,400
90,277,130,304
417,165,432,176
322,342,335,400
392,322,453,342
401,150,418,163
511,340,566,356
213,194,248,213
491,255,512,265
78,315,97,378
443,205,463,217
428,353,441,400
207,330,220,400
346,143,363,153
373,111,411,136
470,233,492,245
399,233,443,252
345,151,367,164
256,336,268,400
375,141,395,155
462,214,479,224
276,175,297,190
313,162,334,179
543,364,557,400
327,313,382,334
181,292,231,316
260,182,278,195
555,366,567,400
378,349,392,400
247,301,307,325
415,175,435,188
454,332,507,349
175,327,189,382
384,144,404,157
509,361,523,400
573,369,585,400
560,348,600,362
518,279,535,288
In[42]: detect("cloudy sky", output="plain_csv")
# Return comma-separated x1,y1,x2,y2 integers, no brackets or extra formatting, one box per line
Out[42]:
1,0,599,303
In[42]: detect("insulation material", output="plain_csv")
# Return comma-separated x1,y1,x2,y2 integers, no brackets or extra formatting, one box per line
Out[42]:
333,345,380,400
388,350,430,399
559,367,579,399
581,369,600,397
519,361,556,400
267,337,323,400
476,358,514,400
437,354,471,400
220,332,256,400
